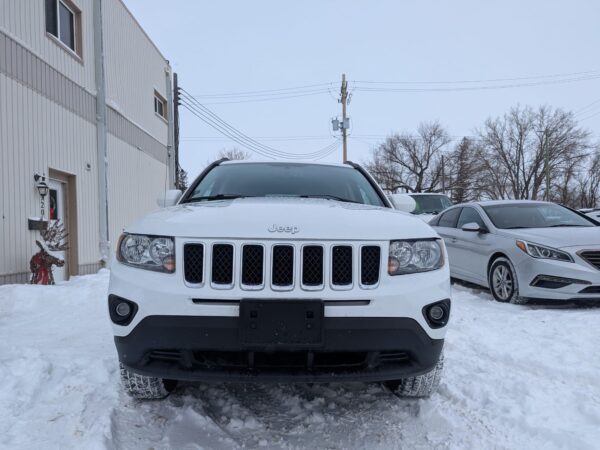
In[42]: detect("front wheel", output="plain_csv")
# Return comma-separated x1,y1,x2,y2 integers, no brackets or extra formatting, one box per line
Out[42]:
488,257,526,304
119,363,177,400
385,354,444,398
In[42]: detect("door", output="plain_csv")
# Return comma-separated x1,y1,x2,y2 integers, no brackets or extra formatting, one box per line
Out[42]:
48,179,67,282
433,207,463,277
453,207,492,284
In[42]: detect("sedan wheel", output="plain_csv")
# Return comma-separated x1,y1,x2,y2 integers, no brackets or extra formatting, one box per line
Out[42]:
489,258,523,304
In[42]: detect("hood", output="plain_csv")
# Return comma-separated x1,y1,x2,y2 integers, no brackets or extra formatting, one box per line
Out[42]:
498,226,600,248
126,197,437,241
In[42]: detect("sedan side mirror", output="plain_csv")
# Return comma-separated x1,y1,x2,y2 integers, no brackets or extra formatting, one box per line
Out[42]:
157,189,182,208
461,222,482,232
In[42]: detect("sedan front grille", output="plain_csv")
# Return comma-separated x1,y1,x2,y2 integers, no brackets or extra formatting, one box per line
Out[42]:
580,251,600,270
185,241,382,291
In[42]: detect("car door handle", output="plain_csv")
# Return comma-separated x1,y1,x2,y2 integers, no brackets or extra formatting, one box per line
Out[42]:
450,237,457,243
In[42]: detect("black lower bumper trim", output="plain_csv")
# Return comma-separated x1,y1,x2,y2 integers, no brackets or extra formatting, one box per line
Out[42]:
115,316,444,382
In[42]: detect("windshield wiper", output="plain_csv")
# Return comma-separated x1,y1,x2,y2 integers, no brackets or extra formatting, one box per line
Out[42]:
502,226,528,229
184,194,255,203
547,224,589,227
298,194,361,204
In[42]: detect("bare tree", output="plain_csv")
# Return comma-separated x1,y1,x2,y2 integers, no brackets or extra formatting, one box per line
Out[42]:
366,122,450,193
217,147,251,160
445,137,482,203
576,149,600,208
476,106,590,200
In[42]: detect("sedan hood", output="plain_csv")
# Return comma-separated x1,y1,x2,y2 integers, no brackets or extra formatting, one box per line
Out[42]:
126,197,437,241
498,226,600,248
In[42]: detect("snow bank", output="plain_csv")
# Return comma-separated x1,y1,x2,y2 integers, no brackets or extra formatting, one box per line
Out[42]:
0,273,599,449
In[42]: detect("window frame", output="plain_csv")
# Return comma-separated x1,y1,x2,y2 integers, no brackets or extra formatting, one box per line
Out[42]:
436,207,462,228
45,0,83,60
154,90,168,121
457,206,488,231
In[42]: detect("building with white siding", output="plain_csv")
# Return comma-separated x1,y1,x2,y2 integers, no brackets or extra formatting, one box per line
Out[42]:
0,0,175,284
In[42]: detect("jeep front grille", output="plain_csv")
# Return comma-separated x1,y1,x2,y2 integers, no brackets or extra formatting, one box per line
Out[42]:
241,245,264,286
272,245,294,287
183,243,204,284
360,246,381,286
331,245,353,286
183,241,382,290
212,244,234,285
580,251,600,270
302,246,324,287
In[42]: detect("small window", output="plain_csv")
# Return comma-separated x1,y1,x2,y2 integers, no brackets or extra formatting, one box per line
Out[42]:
154,91,167,120
457,207,486,229
437,207,462,228
46,0,82,57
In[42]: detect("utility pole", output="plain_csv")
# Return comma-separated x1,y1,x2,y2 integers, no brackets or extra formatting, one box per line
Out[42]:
173,73,180,188
544,132,550,201
441,155,446,194
340,73,348,162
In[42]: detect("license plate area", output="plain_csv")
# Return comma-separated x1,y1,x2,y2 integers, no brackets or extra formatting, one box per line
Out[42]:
239,299,324,348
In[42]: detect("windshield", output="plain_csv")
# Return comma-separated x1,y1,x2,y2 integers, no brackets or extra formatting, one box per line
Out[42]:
410,194,452,215
482,203,595,229
183,163,386,207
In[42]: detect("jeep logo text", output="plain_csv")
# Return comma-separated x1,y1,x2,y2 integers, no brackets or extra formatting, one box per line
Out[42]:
267,224,300,234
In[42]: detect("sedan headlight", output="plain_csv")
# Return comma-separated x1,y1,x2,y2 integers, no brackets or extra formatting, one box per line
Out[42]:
118,234,176,272
515,240,573,262
388,239,444,275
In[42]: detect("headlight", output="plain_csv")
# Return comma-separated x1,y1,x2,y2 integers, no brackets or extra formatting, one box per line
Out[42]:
516,240,573,262
388,239,444,275
117,234,176,272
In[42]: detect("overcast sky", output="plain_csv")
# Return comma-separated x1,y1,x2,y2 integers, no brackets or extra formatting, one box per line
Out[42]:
124,0,600,177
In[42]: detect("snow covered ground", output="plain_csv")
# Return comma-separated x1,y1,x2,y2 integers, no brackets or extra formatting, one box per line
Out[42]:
1,271,599,450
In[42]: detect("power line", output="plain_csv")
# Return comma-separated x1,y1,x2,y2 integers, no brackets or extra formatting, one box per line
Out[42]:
190,83,335,98
201,89,332,105
353,69,600,85
180,92,340,159
179,90,341,160
352,73,600,93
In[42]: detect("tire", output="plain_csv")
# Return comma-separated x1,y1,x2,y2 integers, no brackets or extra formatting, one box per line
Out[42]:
385,354,444,398
119,363,176,400
488,257,526,304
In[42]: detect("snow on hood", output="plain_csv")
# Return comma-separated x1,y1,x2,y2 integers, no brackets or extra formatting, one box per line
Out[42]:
126,197,437,240
498,226,600,248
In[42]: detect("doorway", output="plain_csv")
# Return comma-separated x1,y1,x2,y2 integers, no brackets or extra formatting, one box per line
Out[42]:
47,179,67,282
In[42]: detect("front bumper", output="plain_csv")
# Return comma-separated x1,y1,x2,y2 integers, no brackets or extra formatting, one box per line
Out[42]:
514,250,600,301
115,315,444,382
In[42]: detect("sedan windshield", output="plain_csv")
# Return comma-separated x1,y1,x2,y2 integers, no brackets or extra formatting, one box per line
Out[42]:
410,194,452,215
183,163,386,207
482,203,595,229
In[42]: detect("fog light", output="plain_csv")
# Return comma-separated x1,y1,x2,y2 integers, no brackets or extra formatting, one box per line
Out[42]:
115,302,131,317
429,305,445,321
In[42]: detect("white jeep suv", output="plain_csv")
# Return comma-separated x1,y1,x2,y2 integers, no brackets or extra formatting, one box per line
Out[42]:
108,160,451,399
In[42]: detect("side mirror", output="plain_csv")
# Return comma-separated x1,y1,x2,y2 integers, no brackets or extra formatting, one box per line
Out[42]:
156,189,182,208
388,194,416,213
461,222,482,232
